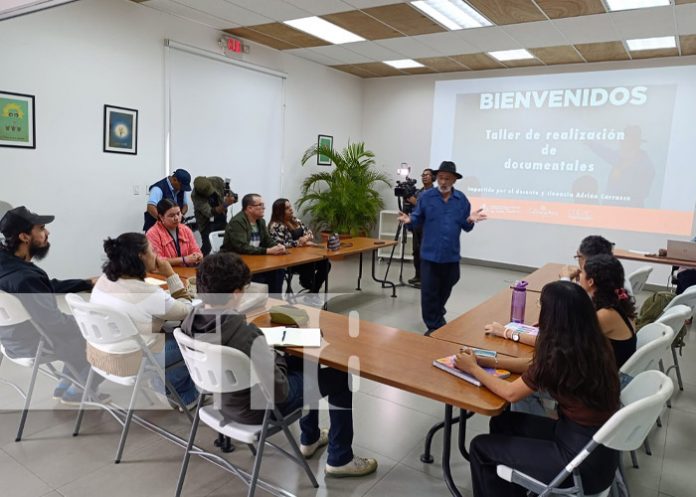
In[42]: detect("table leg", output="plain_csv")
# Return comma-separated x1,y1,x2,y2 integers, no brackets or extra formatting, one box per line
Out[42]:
442,404,464,497
458,410,474,461
356,253,363,291
323,267,329,311
370,250,397,298
420,418,461,463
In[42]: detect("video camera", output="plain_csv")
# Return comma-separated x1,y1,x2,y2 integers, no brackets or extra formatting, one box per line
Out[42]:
223,177,239,203
394,164,418,213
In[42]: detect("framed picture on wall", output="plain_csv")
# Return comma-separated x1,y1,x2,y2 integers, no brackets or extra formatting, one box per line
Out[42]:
103,104,138,154
317,134,333,165
0,91,35,149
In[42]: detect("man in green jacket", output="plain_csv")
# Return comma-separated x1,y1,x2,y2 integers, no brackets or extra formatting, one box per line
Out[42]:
191,176,237,256
221,193,286,293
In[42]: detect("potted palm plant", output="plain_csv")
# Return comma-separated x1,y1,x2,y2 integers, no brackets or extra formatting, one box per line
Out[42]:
297,142,391,237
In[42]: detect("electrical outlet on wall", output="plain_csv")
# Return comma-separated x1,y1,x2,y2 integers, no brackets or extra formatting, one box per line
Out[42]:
132,185,140,195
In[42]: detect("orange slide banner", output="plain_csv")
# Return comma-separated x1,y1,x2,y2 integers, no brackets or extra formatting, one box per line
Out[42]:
473,197,693,235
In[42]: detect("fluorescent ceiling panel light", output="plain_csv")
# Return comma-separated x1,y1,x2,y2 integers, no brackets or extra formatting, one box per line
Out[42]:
605,0,670,12
411,0,492,30
283,16,364,44
383,59,425,69
626,36,676,51
488,49,534,61
0,0,75,21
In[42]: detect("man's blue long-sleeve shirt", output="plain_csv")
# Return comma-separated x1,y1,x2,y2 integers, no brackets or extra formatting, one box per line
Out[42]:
409,187,474,264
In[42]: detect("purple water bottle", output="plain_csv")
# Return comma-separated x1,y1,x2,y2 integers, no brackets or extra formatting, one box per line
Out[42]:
510,280,528,323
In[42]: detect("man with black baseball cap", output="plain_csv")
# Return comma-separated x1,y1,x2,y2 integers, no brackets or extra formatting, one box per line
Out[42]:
143,168,193,231
399,161,487,334
0,206,103,404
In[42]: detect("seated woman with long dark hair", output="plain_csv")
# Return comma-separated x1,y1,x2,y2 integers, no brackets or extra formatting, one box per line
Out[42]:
89,232,199,409
146,199,203,267
268,198,330,294
456,281,620,497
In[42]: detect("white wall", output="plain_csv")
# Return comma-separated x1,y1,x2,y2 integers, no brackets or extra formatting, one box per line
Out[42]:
363,57,696,284
0,0,363,278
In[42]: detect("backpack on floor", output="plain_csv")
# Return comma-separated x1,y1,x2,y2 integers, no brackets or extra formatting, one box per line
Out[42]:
636,291,674,331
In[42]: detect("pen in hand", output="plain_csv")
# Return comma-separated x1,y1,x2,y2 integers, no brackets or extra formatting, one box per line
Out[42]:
281,329,286,343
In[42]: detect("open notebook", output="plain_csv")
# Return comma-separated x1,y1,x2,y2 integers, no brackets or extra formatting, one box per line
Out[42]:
258,327,321,347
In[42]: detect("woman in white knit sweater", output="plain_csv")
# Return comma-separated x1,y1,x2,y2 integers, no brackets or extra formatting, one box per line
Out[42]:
90,232,198,408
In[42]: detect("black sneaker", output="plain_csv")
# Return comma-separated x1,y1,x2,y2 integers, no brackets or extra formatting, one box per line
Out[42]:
407,277,420,285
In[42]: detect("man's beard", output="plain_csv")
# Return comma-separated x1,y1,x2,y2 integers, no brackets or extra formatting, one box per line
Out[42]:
29,240,50,260
438,184,452,193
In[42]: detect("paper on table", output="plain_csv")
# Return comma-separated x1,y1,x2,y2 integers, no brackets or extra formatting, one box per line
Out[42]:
259,327,321,347
628,249,650,256
144,277,166,286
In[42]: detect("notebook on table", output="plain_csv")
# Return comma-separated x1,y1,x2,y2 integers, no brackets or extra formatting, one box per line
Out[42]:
433,355,510,387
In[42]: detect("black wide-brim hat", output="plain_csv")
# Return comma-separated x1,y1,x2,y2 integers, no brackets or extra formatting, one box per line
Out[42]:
435,161,462,179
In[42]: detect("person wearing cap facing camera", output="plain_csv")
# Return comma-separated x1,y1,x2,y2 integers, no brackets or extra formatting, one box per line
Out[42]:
191,176,237,256
143,168,193,231
0,206,105,405
398,161,487,334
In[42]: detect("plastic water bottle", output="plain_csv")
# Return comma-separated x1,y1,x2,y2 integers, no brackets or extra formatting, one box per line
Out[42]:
510,280,528,323
328,233,340,251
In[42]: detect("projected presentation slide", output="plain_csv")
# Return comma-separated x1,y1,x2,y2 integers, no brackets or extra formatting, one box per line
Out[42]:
431,66,696,235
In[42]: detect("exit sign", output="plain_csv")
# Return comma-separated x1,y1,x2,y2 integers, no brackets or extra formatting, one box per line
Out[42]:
221,36,247,58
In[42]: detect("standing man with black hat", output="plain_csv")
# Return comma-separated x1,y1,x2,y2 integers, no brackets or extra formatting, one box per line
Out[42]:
399,161,487,334
143,169,193,231
0,206,103,404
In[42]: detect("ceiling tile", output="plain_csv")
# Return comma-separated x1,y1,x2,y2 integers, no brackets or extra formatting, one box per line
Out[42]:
575,41,630,62
532,45,585,64
243,22,329,48
466,0,546,25
374,36,444,58
609,6,675,39
225,27,297,49
285,47,345,65
502,20,568,48
362,3,446,36
224,0,309,22
142,0,239,29
293,43,375,63
285,0,354,16
680,34,696,54
501,57,544,68
535,0,605,20
353,62,404,76
321,10,403,40
552,13,620,44
676,0,696,4
457,26,521,52
331,64,377,77
338,40,403,59
675,3,696,34
416,56,468,72
401,66,436,74
629,47,679,59
342,0,403,8
176,0,271,25
450,52,506,70
415,32,479,55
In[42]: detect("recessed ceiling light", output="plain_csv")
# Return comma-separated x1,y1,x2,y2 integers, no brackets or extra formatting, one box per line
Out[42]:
283,17,365,45
383,59,425,69
626,36,676,51
488,49,534,62
605,0,670,12
411,0,492,30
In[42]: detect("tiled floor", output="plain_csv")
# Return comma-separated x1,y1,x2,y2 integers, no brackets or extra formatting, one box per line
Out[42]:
1,257,694,497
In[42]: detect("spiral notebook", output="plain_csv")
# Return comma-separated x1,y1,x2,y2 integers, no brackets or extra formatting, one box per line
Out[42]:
433,355,510,387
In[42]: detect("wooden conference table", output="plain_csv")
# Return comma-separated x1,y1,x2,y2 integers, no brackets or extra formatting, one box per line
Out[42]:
614,247,696,269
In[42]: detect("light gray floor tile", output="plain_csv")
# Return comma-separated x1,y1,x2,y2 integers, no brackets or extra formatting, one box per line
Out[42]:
364,463,473,497
0,448,52,497
658,444,696,496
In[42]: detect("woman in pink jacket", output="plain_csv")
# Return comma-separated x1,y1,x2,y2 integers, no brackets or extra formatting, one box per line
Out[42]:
146,199,203,267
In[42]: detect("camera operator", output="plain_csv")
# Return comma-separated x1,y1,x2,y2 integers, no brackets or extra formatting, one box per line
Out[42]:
192,176,238,256
406,168,434,287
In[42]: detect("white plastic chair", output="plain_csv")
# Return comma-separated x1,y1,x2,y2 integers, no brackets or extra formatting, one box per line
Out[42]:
0,291,84,441
66,294,192,463
628,266,653,295
172,328,318,497
208,230,225,254
496,370,674,497
657,303,693,392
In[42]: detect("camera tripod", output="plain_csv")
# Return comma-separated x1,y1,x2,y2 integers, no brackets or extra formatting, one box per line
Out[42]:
383,197,416,288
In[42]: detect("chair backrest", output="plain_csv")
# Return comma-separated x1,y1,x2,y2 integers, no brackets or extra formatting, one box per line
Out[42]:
65,293,140,345
656,304,691,335
209,230,225,254
173,328,256,394
594,370,673,451
663,286,696,318
628,266,653,295
621,322,673,377
0,291,31,326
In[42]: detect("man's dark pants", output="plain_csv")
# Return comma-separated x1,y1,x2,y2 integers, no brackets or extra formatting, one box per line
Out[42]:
420,259,460,333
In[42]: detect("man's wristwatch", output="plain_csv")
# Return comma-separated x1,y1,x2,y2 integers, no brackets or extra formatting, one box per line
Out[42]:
511,331,521,342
